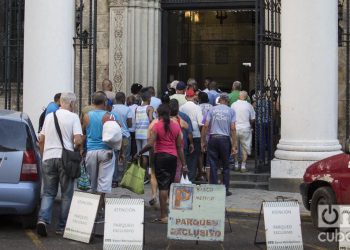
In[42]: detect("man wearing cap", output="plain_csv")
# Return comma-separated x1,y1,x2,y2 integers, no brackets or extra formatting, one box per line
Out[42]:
179,87,203,182
170,81,187,106
201,93,237,196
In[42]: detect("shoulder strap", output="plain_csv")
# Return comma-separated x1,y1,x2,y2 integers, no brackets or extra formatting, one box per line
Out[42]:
53,112,65,149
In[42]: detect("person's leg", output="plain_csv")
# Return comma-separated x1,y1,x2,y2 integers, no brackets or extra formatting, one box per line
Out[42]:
218,137,231,193
149,150,158,203
57,159,74,231
37,159,59,236
235,130,242,170
207,137,219,185
97,150,114,194
86,151,98,192
38,159,59,224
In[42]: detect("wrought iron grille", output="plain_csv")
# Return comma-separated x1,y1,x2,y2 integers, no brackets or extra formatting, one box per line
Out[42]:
254,0,281,172
339,0,350,140
0,0,24,111
74,0,98,113
161,0,255,10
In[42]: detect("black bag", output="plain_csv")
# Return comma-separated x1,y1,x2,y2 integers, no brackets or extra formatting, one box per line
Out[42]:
38,108,47,133
53,112,81,178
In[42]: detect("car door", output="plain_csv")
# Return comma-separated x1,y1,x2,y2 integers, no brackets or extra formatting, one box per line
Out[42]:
0,119,28,184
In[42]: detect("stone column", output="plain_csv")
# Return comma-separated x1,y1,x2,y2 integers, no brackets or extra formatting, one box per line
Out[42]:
23,0,75,130
108,0,161,95
270,0,342,191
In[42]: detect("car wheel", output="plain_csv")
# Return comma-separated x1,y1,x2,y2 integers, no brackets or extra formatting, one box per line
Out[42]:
21,206,39,229
310,186,337,231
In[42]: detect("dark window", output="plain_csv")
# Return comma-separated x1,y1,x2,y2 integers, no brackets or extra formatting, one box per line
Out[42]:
0,119,31,151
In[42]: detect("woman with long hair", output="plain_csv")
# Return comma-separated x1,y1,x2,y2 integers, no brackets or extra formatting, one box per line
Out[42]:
135,104,187,223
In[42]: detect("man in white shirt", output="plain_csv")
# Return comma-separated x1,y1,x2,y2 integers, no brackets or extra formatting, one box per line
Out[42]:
231,91,255,172
37,92,83,237
179,88,203,182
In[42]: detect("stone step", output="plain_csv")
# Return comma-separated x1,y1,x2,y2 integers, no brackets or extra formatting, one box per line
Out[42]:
229,181,269,190
229,172,270,182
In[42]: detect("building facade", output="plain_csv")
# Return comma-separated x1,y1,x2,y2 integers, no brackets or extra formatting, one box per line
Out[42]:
0,0,348,191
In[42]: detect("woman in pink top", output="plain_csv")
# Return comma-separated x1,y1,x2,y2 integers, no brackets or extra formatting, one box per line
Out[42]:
136,104,187,223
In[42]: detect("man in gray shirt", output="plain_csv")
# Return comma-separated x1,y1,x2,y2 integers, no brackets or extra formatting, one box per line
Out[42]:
201,93,237,196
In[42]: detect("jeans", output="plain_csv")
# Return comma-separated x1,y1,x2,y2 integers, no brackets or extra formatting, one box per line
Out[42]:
38,158,74,230
113,136,131,182
113,150,119,182
185,138,201,182
207,135,231,191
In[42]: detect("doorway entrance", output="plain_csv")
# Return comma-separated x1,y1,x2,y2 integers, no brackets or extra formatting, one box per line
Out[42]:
164,10,255,92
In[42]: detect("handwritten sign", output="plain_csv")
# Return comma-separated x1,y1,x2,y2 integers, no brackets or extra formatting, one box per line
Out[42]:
103,198,144,250
263,201,303,250
63,191,100,243
167,184,225,242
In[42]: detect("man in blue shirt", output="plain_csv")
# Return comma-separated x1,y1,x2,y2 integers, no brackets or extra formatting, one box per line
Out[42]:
45,93,61,116
111,92,132,187
201,93,237,196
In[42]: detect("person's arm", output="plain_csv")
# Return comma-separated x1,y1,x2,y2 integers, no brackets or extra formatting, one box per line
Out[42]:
180,117,189,129
176,132,187,172
147,106,154,122
135,130,156,159
201,120,209,153
126,107,133,128
39,134,45,157
188,132,194,154
230,122,237,155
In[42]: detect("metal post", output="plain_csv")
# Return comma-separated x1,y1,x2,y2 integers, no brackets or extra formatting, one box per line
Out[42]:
92,0,97,93
346,0,350,140
16,0,21,111
88,0,93,104
79,0,83,114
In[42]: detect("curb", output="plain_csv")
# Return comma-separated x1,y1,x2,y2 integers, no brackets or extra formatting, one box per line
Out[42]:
225,208,312,222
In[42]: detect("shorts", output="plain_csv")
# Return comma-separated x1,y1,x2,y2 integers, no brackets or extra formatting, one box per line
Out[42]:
86,149,114,193
154,153,177,190
237,128,252,155
136,139,149,156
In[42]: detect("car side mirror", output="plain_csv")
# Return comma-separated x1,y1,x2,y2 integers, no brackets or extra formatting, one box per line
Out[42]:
345,138,350,154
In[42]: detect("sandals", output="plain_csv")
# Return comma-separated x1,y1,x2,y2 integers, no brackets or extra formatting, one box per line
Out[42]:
151,218,168,224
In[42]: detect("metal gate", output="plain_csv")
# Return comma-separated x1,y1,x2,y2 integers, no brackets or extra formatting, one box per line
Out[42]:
74,0,98,113
0,0,24,111
254,0,281,172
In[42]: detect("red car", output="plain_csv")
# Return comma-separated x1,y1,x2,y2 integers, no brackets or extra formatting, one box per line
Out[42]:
300,149,350,229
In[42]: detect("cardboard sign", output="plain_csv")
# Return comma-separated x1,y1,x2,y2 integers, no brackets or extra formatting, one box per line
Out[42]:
263,201,303,250
167,184,225,242
104,198,144,250
64,191,100,243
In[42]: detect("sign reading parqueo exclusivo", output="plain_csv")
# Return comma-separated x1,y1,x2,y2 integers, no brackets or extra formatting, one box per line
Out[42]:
263,201,303,250
167,184,225,242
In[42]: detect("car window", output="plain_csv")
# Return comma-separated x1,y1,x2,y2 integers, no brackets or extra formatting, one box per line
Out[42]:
0,119,31,151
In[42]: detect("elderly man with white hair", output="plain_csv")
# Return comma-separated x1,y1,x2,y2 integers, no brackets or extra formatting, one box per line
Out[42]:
231,91,255,172
37,92,83,237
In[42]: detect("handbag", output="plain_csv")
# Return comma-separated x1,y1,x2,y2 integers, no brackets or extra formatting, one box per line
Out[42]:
120,161,145,194
102,114,122,150
77,160,91,191
53,112,81,178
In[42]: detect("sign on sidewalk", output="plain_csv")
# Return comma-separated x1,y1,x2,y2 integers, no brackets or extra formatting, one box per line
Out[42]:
263,201,303,250
64,191,100,243
167,184,225,242
103,198,144,250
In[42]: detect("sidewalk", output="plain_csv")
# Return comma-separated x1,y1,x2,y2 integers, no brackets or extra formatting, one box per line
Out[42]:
106,184,310,218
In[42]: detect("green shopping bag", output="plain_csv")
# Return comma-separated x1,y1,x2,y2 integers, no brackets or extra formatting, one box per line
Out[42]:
120,161,145,195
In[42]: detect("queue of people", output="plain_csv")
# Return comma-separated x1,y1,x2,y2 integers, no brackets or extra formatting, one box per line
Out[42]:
36,77,255,236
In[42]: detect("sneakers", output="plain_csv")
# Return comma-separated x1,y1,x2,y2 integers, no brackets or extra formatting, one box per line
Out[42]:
226,191,232,197
55,228,64,235
144,179,150,184
112,181,118,188
36,221,48,237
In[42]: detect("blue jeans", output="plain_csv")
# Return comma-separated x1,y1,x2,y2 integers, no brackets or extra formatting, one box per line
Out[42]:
185,138,201,182
113,150,119,182
38,158,74,230
207,135,231,191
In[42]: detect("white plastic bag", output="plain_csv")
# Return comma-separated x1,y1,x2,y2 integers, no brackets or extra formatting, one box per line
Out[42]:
180,174,192,184
102,115,122,150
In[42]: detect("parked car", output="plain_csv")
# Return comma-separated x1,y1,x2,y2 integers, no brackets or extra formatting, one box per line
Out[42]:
0,110,41,228
300,144,350,230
